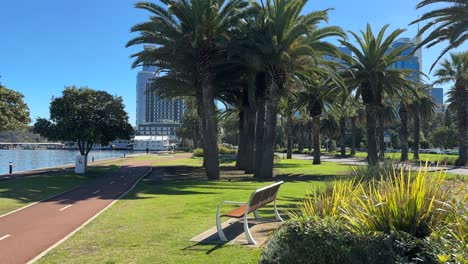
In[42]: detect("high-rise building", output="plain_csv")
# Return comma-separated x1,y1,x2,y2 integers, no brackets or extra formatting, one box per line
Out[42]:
431,87,444,105
135,47,184,139
390,38,422,81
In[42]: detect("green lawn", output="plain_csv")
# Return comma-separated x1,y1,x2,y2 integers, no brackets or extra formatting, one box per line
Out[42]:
352,152,459,165
0,163,121,215
37,157,349,263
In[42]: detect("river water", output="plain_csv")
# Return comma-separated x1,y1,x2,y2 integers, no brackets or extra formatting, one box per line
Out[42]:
0,149,132,175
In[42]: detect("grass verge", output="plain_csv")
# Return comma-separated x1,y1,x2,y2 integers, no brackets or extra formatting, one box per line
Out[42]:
36,155,348,263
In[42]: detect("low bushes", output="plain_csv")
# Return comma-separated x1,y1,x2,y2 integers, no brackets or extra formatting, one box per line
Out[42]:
192,146,237,157
261,218,439,264
262,164,468,263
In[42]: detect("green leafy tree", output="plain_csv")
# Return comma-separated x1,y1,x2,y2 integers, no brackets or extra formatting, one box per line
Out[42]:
33,86,133,168
430,126,458,149
0,84,30,132
340,24,416,165
434,52,468,165
411,0,468,70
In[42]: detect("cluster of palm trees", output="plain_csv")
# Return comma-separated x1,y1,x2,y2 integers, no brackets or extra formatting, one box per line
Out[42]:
127,0,467,179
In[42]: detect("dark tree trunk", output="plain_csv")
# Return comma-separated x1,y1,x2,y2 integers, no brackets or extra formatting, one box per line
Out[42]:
260,88,280,179
236,107,247,169
298,124,304,153
350,116,357,157
286,112,293,159
312,115,321,165
254,72,267,178
456,82,468,166
200,73,220,180
339,117,346,157
244,104,256,173
400,104,409,162
365,104,378,166
378,117,385,161
413,104,420,161
195,90,206,167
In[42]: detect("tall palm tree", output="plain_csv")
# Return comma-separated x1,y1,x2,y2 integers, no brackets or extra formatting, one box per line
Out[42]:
409,86,435,161
251,0,343,178
297,75,338,164
434,52,468,165
410,0,468,71
127,0,248,180
340,24,416,165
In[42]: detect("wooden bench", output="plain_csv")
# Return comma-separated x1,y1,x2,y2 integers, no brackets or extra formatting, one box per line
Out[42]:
216,181,284,245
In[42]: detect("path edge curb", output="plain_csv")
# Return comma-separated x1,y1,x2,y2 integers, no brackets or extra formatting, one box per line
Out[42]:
26,165,153,264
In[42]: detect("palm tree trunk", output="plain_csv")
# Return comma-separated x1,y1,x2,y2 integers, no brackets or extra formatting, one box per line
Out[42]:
195,90,206,167
312,115,321,165
260,89,280,179
456,82,468,166
399,104,409,162
298,124,304,152
339,117,346,157
286,112,293,159
254,72,267,178
350,116,357,157
200,73,220,180
365,104,378,166
236,107,247,169
245,104,256,173
378,117,385,161
413,104,420,161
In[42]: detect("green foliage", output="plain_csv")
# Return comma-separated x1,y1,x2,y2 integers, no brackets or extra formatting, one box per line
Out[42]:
430,126,458,149
0,84,30,132
192,148,204,157
192,146,236,157
33,86,133,155
261,217,438,264
0,129,46,143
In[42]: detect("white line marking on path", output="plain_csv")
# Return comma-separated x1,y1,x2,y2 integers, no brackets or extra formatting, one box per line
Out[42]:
59,205,72,211
110,181,115,184
0,235,11,241
93,190,101,194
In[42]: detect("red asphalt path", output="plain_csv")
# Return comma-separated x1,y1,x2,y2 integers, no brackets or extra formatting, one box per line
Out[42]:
0,161,151,264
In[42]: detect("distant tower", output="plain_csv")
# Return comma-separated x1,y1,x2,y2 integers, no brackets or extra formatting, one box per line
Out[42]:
135,46,185,138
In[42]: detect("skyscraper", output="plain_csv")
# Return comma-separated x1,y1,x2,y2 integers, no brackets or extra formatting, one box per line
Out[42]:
431,87,444,105
390,38,422,81
135,47,184,138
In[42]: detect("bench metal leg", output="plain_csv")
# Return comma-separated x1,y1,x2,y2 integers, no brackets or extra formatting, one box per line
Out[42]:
244,213,256,245
274,201,283,222
216,207,228,242
253,210,260,220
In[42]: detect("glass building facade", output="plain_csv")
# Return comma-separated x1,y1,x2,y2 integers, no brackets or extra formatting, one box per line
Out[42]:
135,47,184,137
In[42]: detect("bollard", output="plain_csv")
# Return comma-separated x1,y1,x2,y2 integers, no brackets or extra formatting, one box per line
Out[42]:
124,153,126,158
9,162,13,174
92,157,95,162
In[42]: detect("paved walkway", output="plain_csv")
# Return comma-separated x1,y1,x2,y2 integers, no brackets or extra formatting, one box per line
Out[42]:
0,160,152,264
287,153,468,176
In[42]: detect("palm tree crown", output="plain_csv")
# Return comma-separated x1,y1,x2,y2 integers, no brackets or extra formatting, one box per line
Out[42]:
410,0,468,70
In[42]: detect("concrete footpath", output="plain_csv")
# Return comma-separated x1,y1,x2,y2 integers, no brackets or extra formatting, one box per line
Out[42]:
0,160,152,264
287,153,468,176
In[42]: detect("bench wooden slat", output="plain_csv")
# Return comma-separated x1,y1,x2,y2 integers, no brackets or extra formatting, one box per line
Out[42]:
222,204,247,218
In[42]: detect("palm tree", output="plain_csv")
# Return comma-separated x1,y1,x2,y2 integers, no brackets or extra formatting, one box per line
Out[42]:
409,86,435,161
434,52,468,165
340,24,416,165
410,0,468,71
250,0,343,178
127,0,248,180
297,75,337,164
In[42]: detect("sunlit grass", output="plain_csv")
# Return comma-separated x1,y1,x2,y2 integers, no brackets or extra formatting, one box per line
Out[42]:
36,157,345,264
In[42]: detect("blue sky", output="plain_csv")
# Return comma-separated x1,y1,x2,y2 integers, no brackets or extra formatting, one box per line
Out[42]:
0,0,466,125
